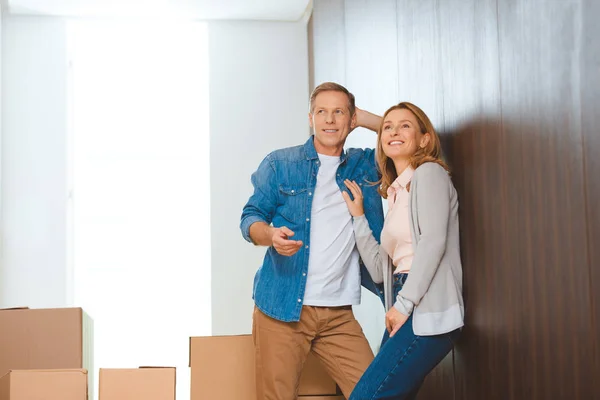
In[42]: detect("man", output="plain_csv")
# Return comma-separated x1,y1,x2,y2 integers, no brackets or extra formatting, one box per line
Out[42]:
240,82,383,399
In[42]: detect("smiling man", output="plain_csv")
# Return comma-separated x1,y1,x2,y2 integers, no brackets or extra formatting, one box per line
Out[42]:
240,82,385,399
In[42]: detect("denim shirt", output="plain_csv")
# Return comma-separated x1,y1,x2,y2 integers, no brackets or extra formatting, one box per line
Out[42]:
240,136,385,322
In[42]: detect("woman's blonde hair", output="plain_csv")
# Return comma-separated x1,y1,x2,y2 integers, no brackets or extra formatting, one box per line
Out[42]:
376,102,449,197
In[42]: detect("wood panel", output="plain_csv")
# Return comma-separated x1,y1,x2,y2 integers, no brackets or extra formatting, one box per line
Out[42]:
395,0,444,130
581,0,600,397
435,0,505,398
494,1,593,398
312,0,600,398
415,351,455,400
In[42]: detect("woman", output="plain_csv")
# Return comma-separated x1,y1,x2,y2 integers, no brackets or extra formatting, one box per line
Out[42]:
342,102,464,399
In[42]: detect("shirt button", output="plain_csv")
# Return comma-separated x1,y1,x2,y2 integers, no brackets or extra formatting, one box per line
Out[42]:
309,192,312,196
305,245,309,249
291,190,295,194
303,272,307,276
297,298,302,303
306,218,310,222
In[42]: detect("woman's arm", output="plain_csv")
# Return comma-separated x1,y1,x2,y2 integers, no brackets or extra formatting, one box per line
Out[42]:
398,163,452,308
341,179,385,283
353,215,385,283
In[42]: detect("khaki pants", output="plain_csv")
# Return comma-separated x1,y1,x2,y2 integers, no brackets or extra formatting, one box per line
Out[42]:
252,305,374,400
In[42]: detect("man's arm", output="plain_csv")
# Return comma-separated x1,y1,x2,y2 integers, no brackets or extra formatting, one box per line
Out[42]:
240,155,303,256
249,222,303,256
355,107,382,133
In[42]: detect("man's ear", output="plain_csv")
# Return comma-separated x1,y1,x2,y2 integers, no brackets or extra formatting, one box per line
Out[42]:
350,112,357,130
308,112,314,129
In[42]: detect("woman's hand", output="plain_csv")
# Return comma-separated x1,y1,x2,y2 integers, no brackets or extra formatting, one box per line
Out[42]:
386,307,409,337
342,179,365,217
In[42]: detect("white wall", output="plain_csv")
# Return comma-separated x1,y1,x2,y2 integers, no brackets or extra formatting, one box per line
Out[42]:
208,20,310,335
0,13,312,338
1,16,68,308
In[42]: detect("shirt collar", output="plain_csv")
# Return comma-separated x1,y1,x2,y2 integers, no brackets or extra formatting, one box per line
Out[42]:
387,166,414,195
304,135,347,163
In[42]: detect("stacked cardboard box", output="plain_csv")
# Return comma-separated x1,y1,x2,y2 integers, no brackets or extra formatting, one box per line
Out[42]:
99,367,176,400
189,334,347,400
0,369,88,400
0,307,93,400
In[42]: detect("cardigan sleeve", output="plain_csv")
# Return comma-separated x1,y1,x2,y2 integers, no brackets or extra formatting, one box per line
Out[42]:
352,214,385,284
398,163,452,307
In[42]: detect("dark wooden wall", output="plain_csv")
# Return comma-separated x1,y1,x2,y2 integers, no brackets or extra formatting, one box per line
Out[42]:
415,0,599,399
311,0,599,398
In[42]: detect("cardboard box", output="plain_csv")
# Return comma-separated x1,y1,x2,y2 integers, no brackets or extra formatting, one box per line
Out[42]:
99,367,176,400
0,369,87,400
190,335,255,400
0,307,94,396
189,334,338,400
0,307,94,375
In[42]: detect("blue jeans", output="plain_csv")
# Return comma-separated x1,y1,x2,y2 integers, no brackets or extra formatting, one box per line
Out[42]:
350,273,460,400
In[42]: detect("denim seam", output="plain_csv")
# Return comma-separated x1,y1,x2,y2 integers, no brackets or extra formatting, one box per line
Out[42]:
370,335,422,400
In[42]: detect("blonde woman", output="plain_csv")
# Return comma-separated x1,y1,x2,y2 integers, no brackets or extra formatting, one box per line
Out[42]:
343,102,464,399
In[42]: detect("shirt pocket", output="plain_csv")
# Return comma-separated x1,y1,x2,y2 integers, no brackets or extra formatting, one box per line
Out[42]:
277,185,307,224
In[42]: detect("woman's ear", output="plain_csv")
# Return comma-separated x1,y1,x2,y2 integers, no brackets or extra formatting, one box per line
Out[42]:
420,133,431,148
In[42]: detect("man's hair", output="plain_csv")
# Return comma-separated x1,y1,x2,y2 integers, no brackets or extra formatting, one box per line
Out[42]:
309,82,356,116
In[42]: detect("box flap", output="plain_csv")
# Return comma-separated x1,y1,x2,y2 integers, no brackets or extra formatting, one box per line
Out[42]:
100,367,176,400
0,308,88,381
7,368,88,400
9,369,88,375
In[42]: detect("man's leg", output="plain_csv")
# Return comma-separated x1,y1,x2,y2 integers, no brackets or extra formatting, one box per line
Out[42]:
310,306,375,398
252,306,316,400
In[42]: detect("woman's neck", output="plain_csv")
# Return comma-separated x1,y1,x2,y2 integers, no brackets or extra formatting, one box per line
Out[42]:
393,158,411,176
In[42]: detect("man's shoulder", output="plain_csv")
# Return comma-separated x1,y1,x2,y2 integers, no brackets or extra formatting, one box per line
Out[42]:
268,143,306,162
346,146,376,164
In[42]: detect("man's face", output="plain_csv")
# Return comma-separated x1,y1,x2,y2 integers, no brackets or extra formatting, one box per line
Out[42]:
309,91,356,156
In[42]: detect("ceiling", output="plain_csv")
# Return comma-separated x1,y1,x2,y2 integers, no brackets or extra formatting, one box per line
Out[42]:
5,0,312,21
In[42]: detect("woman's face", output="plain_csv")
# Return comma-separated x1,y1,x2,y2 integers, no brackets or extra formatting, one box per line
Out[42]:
380,108,429,161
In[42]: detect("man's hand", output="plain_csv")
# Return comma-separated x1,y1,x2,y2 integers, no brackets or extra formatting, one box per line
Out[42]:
386,307,409,337
272,226,303,256
341,179,365,217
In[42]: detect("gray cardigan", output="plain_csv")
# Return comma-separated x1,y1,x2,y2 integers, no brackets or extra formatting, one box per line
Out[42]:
353,162,464,336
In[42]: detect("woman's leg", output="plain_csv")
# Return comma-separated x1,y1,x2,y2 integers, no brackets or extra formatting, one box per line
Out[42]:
349,315,459,400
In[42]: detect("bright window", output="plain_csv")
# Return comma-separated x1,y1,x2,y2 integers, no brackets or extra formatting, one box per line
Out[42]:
67,19,210,400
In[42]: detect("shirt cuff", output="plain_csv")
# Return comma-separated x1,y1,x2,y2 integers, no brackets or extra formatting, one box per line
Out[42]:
240,215,266,243
393,296,414,317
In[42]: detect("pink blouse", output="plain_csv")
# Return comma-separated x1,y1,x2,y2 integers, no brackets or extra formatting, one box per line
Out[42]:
380,167,414,274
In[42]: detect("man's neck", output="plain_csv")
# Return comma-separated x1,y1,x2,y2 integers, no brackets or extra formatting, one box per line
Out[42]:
313,141,343,157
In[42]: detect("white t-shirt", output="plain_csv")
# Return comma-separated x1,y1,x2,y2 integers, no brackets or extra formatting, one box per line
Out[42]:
303,153,361,306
